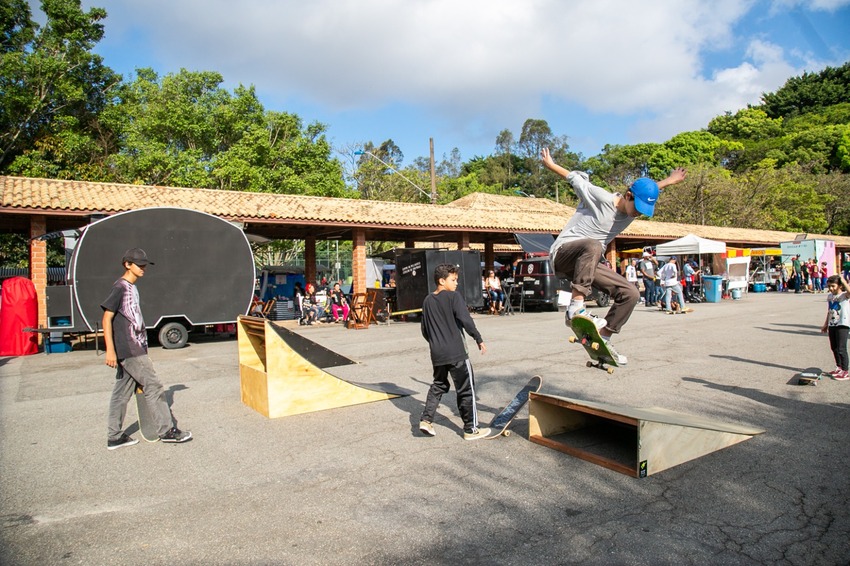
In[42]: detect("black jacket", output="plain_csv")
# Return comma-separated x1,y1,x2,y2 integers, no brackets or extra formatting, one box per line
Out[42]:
421,290,482,366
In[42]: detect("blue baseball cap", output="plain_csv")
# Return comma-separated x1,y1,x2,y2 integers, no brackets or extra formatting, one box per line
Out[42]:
629,178,659,217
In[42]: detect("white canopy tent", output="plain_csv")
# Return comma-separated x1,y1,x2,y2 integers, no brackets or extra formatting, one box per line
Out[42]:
655,234,726,256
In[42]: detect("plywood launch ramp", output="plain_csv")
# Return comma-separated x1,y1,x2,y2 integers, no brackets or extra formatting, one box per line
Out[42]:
528,392,764,477
237,316,411,418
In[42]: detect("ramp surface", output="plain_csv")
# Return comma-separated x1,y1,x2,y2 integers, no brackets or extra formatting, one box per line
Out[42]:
529,392,764,477
238,317,411,418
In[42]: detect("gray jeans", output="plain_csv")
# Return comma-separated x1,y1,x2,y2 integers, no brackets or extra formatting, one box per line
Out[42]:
107,355,174,440
552,239,640,334
664,283,687,312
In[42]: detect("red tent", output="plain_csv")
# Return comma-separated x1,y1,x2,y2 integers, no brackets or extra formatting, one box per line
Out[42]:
0,277,39,356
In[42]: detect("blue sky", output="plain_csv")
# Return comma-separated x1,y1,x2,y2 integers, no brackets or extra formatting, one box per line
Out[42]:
64,0,850,166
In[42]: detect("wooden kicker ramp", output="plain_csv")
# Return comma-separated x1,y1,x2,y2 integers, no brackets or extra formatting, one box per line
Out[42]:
237,316,411,418
529,392,764,478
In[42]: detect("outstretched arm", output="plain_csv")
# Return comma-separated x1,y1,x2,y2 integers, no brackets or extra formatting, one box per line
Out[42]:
657,167,687,189
540,147,571,178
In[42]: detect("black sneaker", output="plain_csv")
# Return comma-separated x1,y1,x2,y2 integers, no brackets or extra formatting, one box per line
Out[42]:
107,433,139,451
160,427,193,443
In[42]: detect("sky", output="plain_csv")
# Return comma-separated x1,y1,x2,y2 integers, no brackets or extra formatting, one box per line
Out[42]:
62,0,850,165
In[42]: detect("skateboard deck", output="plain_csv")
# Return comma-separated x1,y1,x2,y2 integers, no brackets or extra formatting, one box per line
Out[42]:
797,372,823,386
485,376,542,439
568,315,619,374
134,385,160,442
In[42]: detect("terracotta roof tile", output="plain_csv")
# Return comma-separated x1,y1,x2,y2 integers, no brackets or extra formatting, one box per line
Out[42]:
2,175,849,246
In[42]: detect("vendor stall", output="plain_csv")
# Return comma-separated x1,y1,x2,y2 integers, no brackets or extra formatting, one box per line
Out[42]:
656,234,727,298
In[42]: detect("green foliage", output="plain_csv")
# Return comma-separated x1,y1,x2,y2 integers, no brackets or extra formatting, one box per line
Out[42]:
1,0,119,174
0,232,65,267
761,61,850,119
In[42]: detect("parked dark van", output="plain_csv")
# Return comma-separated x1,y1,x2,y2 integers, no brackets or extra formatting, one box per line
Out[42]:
515,257,610,310
515,257,560,310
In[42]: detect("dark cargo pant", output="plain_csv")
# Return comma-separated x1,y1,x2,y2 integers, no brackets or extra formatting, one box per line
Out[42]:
552,239,640,334
421,359,479,433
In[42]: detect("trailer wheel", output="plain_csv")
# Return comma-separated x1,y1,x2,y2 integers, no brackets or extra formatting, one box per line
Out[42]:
158,322,188,349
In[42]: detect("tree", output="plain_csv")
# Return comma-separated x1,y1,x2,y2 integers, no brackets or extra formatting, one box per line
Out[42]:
761,62,850,119
0,0,118,173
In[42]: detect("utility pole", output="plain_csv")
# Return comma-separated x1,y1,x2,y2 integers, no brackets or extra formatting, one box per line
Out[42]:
429,138,437,205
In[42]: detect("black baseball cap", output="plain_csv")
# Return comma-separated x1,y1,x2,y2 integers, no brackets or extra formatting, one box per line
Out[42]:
122,248,154,266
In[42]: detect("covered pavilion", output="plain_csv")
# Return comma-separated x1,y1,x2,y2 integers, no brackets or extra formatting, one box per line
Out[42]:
3,175,850,329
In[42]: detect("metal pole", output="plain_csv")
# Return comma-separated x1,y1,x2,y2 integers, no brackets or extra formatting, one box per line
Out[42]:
429,138,437,205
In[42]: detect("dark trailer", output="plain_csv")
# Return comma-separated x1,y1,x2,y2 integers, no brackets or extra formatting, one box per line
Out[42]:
393,249,483,313
47,207,255,348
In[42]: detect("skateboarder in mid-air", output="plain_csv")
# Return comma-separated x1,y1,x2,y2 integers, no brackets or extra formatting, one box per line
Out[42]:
102,248,192,450
541,148,687,365
419,263,490,440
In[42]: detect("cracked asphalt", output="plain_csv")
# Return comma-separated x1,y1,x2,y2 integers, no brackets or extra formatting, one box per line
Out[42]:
1,292,849,565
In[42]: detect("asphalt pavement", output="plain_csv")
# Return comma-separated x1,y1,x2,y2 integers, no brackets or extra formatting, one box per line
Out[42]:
1,291,849,565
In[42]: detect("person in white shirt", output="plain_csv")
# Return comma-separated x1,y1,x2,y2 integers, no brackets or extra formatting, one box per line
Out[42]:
625,259,640,300
821,274,850,380
656,257,693,315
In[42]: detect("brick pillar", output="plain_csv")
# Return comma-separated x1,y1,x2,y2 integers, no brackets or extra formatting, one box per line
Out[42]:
351,229,367,295
605,243,617,270
29,216,48,336
484,242,495,273
305,236,316,287
457,232,470,251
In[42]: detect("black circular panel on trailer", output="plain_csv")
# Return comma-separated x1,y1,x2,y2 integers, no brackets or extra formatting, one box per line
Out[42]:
72,208,255,331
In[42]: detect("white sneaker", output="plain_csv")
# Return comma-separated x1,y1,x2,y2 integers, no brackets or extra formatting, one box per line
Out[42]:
419,421,436,437
568,309,608,332
603,339,628,365
463,427,491,441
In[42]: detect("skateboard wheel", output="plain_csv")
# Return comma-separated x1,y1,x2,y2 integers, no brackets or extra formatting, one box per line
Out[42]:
607,368,614,375
568,336,577,344
586,361,593,368
591,342,600,351
503,430,511,437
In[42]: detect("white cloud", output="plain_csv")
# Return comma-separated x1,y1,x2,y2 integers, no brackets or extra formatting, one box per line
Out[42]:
83,0,845,155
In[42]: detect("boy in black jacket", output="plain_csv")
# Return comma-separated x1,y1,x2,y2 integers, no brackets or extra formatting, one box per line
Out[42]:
419,263,489,440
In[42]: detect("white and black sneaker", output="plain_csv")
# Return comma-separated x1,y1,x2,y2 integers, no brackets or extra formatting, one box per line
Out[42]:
107,433,139,451
567,309,608,332
603,340,628,366
160,427,192,443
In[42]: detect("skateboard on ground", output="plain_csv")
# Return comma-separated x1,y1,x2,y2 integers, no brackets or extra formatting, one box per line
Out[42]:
797,372,824,386
568,315,619,374
134,385,160,442
485,375,542,439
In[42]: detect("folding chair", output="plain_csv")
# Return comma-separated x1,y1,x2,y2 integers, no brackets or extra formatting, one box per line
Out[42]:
348,293,371,329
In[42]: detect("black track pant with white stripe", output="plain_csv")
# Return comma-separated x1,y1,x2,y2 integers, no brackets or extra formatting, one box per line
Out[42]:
421,359,478,433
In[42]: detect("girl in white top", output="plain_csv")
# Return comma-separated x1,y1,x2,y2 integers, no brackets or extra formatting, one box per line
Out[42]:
821,274,850,380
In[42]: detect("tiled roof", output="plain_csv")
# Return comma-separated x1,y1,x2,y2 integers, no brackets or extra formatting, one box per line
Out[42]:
2,175,849,246
0,176,567,232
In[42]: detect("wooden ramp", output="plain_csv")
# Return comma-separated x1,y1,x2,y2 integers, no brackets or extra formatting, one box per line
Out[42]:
528,392,764,477
237,316,411,418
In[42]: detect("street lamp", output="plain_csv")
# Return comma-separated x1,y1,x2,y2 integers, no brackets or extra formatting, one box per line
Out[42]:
355,149,435,203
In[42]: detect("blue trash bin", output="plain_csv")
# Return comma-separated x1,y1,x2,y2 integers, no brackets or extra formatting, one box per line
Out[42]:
703,275,723,303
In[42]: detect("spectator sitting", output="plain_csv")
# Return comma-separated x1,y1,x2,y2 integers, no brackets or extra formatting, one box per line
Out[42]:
329,282,350,323
485,270,505,314
304,282,325,325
